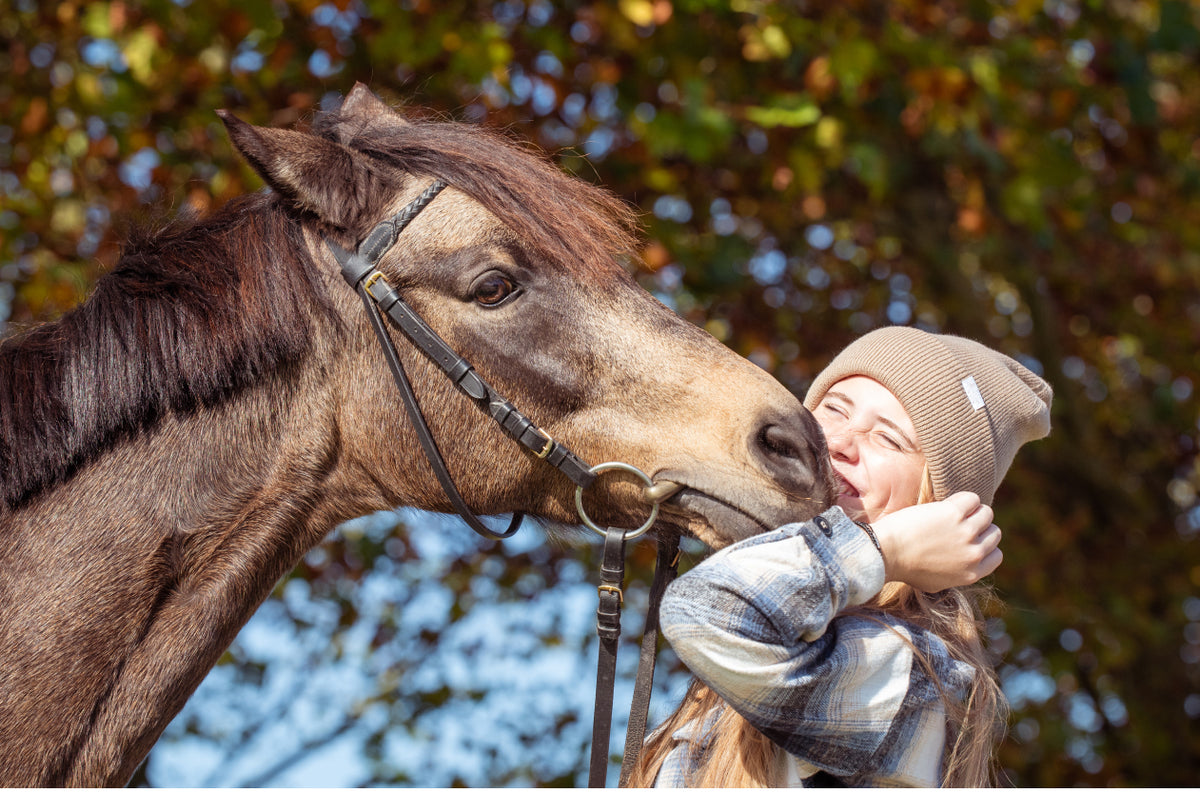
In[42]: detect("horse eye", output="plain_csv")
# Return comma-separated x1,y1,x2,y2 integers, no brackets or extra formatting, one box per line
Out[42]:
473,273,516,307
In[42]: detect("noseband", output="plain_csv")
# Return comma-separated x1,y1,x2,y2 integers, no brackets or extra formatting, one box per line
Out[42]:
325,179,679,785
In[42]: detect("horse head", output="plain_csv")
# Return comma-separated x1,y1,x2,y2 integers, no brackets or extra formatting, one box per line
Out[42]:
220,84,834,548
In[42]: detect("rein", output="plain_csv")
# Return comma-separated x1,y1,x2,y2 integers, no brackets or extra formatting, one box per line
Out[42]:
325,179,679,785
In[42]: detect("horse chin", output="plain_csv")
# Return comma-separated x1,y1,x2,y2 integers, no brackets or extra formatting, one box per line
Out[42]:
665,491,773,549
654,480,834,550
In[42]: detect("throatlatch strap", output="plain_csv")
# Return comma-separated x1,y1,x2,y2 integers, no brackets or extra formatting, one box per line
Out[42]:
357,285,522,541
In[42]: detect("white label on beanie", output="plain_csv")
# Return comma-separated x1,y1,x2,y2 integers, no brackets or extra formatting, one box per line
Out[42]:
962,376,985,410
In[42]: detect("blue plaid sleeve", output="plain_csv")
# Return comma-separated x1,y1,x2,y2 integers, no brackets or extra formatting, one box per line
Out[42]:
660,506,975,786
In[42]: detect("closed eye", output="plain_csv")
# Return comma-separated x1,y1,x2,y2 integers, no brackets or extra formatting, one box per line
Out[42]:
820,402,849,423
876,432,903,451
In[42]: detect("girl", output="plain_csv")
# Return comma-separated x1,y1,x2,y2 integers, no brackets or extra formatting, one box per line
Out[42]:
629,327,1052,787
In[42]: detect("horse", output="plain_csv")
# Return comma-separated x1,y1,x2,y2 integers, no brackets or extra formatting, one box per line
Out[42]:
0,84,833,786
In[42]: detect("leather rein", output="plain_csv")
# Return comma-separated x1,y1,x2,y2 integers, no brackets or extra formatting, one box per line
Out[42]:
325,179,679,786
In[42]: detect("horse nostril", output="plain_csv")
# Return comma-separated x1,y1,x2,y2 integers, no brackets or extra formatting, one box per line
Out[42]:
751,412,832,501
760,424,803,461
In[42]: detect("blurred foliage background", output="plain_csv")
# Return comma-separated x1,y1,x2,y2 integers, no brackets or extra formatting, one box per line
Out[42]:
2,0,1199,786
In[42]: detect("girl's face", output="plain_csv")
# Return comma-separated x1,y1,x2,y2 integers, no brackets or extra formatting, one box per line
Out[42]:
813,376,926,523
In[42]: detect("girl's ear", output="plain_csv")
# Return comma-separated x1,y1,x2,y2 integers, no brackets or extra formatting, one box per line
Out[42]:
217,109,395,236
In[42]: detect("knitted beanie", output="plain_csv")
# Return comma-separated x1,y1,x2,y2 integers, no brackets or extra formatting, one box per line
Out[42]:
803,327,1052,505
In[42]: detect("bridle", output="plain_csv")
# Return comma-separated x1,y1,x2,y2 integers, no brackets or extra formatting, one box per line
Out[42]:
326,179,595,540
325,179,680,786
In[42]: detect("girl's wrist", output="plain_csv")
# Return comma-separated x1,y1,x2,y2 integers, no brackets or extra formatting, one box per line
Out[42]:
854,519,883,558
861,513,902,583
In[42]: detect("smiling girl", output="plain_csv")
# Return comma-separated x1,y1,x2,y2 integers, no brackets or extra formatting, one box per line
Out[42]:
628,327,1052,787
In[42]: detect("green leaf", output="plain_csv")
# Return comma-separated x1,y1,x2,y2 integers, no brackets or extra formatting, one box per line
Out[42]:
1001,172,1047,231
745,94,821,128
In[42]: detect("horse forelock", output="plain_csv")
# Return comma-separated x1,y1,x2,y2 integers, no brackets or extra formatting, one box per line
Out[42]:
321,111,643,281
0,194,333,512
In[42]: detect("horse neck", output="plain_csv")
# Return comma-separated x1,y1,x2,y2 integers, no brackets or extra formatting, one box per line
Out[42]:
0,357,363,785
0,203,375,785
0,199,487,784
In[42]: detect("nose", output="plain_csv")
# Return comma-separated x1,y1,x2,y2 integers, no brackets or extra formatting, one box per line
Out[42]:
824,427,858,462
750,408,834,500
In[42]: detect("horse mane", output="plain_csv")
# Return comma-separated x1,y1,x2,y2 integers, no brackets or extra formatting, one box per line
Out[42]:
317,108,642,279
0,195,328,511
0,106,643,513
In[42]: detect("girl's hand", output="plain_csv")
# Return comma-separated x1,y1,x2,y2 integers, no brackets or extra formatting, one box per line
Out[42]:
870,492,1001,592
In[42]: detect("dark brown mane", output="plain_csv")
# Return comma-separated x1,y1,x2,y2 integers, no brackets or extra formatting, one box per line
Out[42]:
320,110,642,276
0,110,641,514
0,195,329,511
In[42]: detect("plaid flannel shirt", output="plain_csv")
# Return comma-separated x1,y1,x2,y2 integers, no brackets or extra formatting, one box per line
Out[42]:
655,507,976,787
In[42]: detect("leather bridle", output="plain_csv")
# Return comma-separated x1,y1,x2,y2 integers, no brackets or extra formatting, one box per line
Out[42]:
325,179,680,785
326,179,595,539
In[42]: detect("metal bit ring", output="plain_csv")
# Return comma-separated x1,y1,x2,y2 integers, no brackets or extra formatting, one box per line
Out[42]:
576,462,659,540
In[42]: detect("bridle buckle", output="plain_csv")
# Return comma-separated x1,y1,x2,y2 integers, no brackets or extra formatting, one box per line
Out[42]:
533,427,556,459
597,583,624,604
363,270,388,295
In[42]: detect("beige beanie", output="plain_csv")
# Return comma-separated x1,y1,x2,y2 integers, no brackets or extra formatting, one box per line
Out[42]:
803,327,1052,505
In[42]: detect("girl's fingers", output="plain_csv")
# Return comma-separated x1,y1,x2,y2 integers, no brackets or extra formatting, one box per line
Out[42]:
977,546,1004,580
978,523,1002,552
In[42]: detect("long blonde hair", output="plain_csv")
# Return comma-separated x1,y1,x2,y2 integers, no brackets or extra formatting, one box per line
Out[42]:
625,473,1008,788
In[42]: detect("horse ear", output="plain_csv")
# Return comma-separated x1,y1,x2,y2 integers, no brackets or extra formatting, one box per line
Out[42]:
341,83,396,122
217,109,394,235
334,82,409,144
